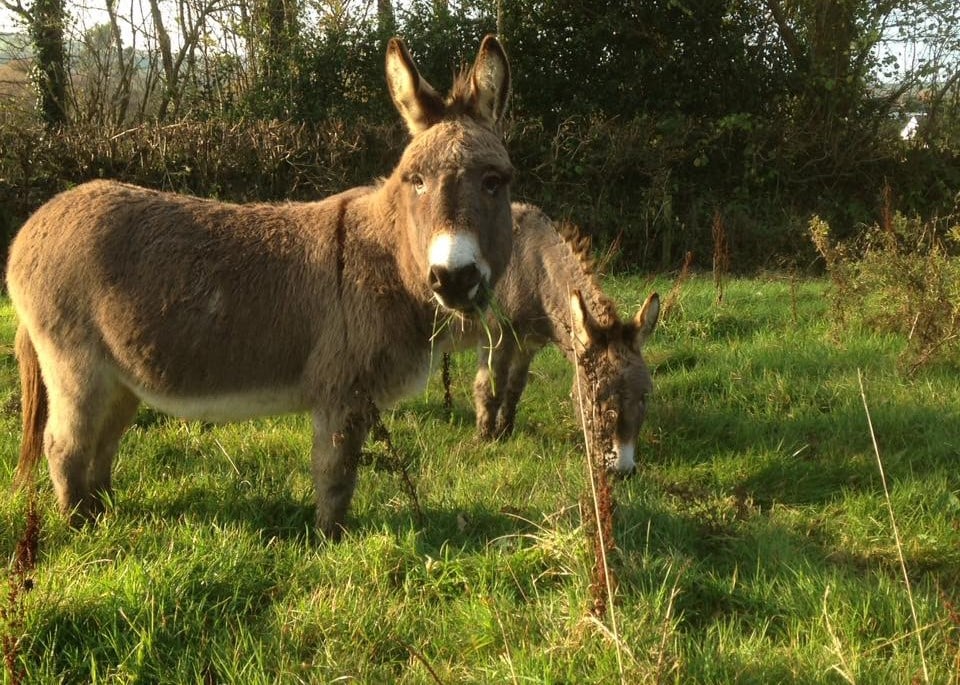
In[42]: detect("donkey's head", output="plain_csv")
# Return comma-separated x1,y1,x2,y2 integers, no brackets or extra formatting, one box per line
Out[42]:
570,291,660,476
385,35,513,314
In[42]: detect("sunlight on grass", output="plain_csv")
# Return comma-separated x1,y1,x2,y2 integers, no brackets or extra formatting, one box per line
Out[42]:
2,277,959,682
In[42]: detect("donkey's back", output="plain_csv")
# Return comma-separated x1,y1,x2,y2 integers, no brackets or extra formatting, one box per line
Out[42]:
7,180,367,411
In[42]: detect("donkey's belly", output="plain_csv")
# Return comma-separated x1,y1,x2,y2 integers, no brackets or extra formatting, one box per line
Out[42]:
129,383,307,423
375,358,432,409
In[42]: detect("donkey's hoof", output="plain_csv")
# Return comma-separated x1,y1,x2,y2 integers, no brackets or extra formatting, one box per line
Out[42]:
606,462,637,480
477,422,503,441
66,504,104,530
317,519,347,543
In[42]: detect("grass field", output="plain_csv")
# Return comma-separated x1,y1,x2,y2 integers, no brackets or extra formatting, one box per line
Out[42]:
2,275,959,683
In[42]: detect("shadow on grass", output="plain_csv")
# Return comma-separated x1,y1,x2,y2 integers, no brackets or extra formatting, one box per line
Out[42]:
613,491,959,639
117,487,316,543
648,394,959,505
391,397,476,428
18,499,561,682
110,467,547,555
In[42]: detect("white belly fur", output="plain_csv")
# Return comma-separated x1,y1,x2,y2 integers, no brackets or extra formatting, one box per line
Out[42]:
131,384,306,423
127,358,432,422
374,359,432,409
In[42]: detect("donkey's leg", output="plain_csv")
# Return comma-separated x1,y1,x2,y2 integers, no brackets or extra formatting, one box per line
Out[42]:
87,386,140,508
311,409,372,541
474,338,516,440
493,350,534,439
42,363,127,525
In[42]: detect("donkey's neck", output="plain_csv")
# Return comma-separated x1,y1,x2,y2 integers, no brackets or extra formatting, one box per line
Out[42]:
540,229,609,364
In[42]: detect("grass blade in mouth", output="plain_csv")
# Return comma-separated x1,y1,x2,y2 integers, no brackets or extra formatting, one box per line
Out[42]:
476,292,521,397
430,290,518,400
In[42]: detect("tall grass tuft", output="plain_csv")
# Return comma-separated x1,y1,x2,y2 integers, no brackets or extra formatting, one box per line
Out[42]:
712,209,730,305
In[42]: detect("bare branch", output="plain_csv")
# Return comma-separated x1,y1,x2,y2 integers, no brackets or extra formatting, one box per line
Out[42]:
764,0,805,70
0,0,29,20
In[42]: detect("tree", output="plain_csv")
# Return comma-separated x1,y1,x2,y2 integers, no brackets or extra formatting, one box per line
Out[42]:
103,0,135,125
245,0,301,117
377,0,395,35
2,0,68,127
141,0,235,119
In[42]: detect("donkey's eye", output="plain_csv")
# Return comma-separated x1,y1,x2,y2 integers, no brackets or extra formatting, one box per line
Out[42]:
409,174,426,195
481,173,502,196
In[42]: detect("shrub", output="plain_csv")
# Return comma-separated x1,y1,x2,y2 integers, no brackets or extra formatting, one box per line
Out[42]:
810,196,960,372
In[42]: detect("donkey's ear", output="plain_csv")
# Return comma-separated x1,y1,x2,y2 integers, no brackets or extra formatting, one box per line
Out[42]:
570,290,600,348
468,34,511,129
385,37,445,134
628,292,660,352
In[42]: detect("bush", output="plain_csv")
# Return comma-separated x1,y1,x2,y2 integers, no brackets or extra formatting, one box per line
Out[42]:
1,112,957,277
810,195,960,372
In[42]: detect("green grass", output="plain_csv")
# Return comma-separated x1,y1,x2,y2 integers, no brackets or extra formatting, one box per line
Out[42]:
2,276,959,683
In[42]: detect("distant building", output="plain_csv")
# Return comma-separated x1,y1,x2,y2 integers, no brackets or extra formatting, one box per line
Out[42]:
900,115,919,140
899,112,927,141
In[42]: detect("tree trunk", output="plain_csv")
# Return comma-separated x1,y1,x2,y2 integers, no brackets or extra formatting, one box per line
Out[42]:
105,0,133,126
148,0,177,119
29,0,68,128
377,0,395,35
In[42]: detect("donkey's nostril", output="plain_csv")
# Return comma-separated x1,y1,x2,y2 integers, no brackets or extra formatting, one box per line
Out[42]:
429,263,486,310
429,265,447,292
457,263,482,290
430,264,481,293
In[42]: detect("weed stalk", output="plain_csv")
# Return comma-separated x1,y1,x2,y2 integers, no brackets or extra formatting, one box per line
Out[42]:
367,401,425,530
712,209,730,305
858,369,929,684
571,305,623,679
441,352,453,418
661,251,693,322
2,493,40,685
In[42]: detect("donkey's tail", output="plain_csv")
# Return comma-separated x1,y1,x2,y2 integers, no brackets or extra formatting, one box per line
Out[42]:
13,325,47,490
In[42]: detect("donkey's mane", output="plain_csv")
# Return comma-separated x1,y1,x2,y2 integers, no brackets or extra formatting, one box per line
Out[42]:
444,64,502,123
446,65,475,110
557,220,598,281
555,220,619,328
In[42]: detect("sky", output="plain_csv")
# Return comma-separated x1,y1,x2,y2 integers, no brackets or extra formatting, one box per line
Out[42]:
0,2,951,87
0,0,185,47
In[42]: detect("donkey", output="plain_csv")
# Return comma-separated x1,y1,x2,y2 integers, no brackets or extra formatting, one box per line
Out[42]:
468,204,659,475
6,35,513,540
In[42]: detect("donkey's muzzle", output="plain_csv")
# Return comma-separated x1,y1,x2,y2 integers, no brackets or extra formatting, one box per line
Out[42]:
429,263,488,312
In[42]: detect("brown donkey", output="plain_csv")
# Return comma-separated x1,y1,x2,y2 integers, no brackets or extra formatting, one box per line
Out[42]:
467,204,659,474
6,36,513,539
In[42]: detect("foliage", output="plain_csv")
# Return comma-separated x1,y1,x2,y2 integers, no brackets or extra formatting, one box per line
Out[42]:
501,1,783,125
810,195,960,372
1,1,960,270
0,117,407,264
